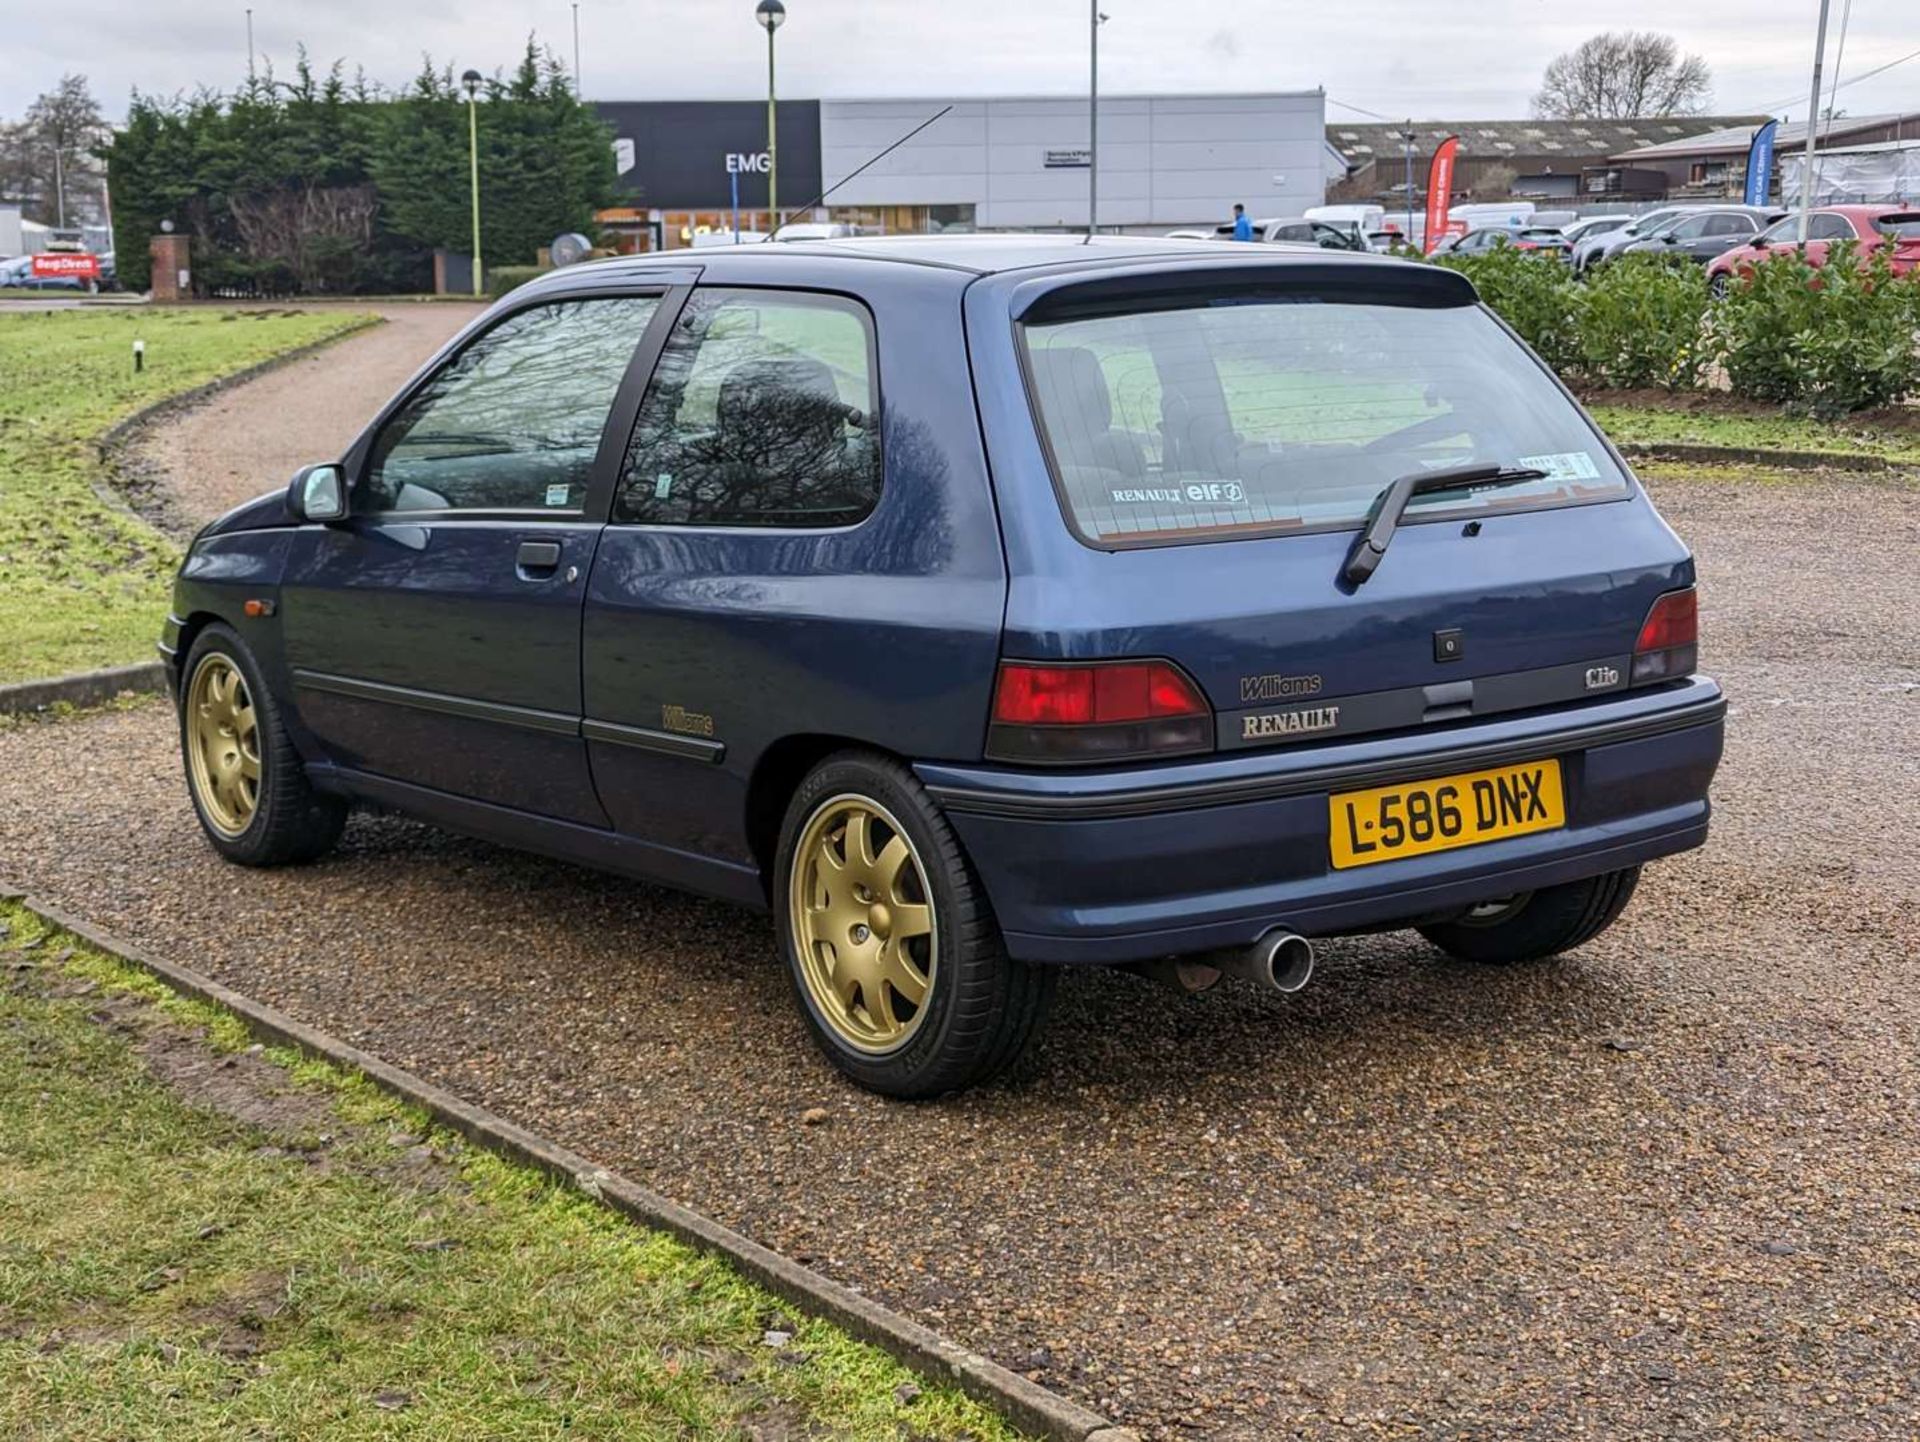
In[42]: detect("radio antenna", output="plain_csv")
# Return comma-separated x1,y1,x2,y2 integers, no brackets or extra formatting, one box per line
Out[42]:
768,105,954,240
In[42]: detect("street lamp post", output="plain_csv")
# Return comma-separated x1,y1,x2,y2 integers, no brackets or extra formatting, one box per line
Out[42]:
756,0,784,233
1400,123,1418,247
462,69,483,297
1797,0,1833,242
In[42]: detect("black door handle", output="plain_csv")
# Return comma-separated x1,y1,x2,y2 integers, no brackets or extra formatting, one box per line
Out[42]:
516,540,562,576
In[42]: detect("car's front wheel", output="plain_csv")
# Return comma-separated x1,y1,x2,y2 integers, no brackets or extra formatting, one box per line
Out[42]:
774,752,1054,1099
1417,867,1640,965
1709,273,1732,300
180,624,347,867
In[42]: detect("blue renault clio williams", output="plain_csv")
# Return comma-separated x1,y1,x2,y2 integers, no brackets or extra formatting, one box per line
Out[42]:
163,236,1723,1097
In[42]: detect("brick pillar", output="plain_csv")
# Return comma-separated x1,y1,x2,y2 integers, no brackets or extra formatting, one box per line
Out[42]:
149,234,192,302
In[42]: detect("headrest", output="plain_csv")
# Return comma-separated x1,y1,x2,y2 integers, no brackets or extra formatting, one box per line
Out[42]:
717,355,845,442
1030,344,1113,431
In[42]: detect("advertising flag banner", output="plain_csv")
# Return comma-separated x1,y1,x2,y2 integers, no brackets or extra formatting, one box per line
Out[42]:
1423,136,1459,254
1743,119,1779,206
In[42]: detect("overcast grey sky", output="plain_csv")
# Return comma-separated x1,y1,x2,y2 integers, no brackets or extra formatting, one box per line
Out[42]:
3,0,1914,126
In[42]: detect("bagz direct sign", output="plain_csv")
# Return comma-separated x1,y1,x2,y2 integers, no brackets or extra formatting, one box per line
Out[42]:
31,253,100,281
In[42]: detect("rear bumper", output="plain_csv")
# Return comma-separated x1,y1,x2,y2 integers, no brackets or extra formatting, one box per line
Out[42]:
917,677,1725,964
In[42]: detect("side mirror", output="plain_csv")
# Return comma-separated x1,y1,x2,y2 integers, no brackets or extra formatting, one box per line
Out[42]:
288,463,347,523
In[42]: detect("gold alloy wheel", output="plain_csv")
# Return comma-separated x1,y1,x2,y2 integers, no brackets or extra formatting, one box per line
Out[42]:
789,794,938,1054
184,653,261,838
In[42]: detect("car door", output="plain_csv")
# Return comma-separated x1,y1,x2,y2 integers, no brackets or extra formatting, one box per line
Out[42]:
580,281,1003,883
280,283,687,824
1801,212,1858,271
1693,213,1757,262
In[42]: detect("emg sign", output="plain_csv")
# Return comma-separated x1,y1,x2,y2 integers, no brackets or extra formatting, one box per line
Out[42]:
591,101,822,207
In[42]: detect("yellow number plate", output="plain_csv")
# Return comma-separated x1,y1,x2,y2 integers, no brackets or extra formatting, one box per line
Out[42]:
1329,758,1565,870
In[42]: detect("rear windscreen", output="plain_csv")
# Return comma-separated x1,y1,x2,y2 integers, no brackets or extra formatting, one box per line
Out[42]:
1021,296,1631,546
1874,214,1920,238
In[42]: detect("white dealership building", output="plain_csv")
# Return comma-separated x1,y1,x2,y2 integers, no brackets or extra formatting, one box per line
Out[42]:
594,90,1335,246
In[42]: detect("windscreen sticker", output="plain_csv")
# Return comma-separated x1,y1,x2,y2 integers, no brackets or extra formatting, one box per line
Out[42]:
1518,451,1602,482
1109,482,1248,506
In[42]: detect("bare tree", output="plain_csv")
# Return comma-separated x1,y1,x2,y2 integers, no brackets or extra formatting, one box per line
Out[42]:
0,75,109,227
1532,32,1712,120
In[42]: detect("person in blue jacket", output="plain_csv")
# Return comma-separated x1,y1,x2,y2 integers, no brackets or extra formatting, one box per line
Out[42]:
1231,203,1254,242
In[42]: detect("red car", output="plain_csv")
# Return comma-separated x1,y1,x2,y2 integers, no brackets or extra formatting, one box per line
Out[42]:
1705,205,1920,296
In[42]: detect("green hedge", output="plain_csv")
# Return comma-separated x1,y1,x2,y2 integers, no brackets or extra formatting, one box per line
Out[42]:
1439,243,1920,416
486,265,548,298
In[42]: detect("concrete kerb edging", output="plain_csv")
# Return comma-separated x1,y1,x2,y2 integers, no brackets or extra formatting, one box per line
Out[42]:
7,893,1135,1442
1618,439,1893,472
0,661,168,716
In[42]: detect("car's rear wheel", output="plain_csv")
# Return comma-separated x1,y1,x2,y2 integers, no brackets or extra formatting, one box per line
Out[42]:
1417,866,1640,965
775,752,1054,1099
180,625,346,867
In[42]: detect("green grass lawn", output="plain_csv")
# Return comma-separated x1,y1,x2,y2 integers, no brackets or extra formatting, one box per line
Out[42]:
1584,396,1920,465
0,902,1030,1441
0,308,375,686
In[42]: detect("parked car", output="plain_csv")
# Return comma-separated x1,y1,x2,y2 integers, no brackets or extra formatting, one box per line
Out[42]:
0,252,103,291
1571,206,1706,275
1614,206,1786,267
1558,215,1634,248
162,235,1723,1097
1433,225,1571,258
1303,204,1386,247
774,222,863,242
1257,217,1369,250
1703,206,1920,296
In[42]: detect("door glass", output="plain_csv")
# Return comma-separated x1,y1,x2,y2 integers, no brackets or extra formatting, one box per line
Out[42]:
366,296,660,513
1808,214,1854,241
1666,216,1711,241
614,288,881,528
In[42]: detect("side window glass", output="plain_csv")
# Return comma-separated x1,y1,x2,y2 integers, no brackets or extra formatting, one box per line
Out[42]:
365,296,659,513
1810,214,1853,241
614,289,881,528
1667,217,1709,241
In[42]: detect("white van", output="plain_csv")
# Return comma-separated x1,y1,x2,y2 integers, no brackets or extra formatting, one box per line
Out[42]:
1304,204,1385,244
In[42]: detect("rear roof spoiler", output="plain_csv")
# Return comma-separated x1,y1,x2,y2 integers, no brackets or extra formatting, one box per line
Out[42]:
1006,256,1478,323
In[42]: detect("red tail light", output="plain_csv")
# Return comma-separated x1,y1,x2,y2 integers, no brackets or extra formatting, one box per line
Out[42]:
989,660,1213,764
1632,587,1698,684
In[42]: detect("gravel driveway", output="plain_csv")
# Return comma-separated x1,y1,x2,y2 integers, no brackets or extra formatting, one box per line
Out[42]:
4,463,1916,1438
128,301,483,523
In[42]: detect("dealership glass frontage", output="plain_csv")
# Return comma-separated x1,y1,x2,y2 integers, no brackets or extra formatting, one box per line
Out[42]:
593,93,1329,247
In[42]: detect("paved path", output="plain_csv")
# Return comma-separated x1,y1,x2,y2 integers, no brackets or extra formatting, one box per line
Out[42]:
131,303,483,522
4,461,1916,1438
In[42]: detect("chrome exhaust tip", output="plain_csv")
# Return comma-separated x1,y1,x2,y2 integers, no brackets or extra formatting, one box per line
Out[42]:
1215,929,1314,994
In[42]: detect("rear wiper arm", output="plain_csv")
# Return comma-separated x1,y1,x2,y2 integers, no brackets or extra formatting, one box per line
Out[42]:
1341,464,1548,587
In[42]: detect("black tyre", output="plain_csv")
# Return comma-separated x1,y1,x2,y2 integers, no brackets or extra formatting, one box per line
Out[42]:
774,751,1055,1099
179,624,347,867
1417,867,1641,965
1709,273,1731,300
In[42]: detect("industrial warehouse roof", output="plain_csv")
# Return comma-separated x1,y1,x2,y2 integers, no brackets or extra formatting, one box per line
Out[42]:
1328,116,1768,165
1610,113,1920,161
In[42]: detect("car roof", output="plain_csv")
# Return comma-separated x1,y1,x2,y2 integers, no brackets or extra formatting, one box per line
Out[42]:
533,232,1372,285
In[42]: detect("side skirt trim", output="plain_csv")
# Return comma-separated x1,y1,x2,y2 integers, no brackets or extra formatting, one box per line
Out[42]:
583,718,726,764
292,668,579,737
307,762,766,908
